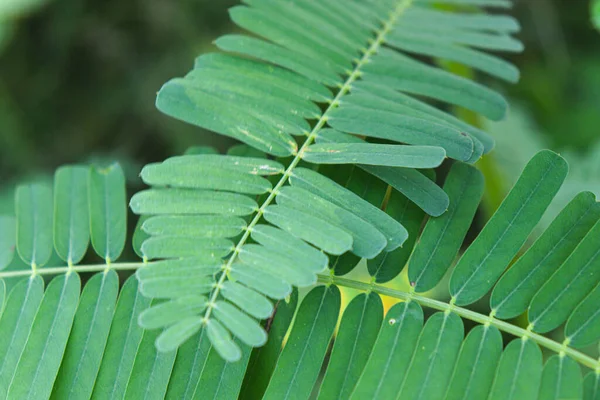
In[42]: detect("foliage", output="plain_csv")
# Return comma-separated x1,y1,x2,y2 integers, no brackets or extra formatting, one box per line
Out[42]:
0,0,599,399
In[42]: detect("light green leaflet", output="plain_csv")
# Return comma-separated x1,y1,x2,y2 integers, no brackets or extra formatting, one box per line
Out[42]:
229,263,292,300
92,276,151,400
53,166,90,264
138,295,207,329
163,154,284,175
385,32,519,82
491,191,600,319
402,7,520,33
397,312,464,400
238,244,316,287
0,216,16,270
130,189,258,216
142,215,246,238
221,281,273,319
350,301,423,400
7,273,80,400
488,339,542,400
141,162,272,194
263,285,340,400
156,317,203,353
529,217,600,333
262,205,353,256
538,355,582,400
140,236,233,260
276,186,386,259
414,0,512,7
444,326,502,400
565,283,600,347
362,165,449,217
302,143,446,168
89,163,127,262
409,163,484,292
318,293,382,400
51,271,119,400
206,318,241,362
139,274,213,299
136,257,222,282
16,183,53,267
165,329,211,400
215,35,343,86
583,372,600,400
125,324,177,400
0,276,44,398
240,290,298,400
213,301,267,348
450,150,568,306
194,339,251,399
362,49,508,121
327,106,473,162
290,167,408,251
250,224,328,272
156,80,297,157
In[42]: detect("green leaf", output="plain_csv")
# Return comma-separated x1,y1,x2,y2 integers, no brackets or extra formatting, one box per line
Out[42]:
250,224,328,272
302,143,446,168
195,337,251,399
239,244,317,287
164,154,284,175
0,216,16,270
402,7,520,33
276,186,386,258
318,293,383,400
362,49,508,121
488,339,543,400
215,35,342,86
229,263,292,300
136,258,222,282
16,183,53,267
165,329,211,400
130,189,258,216
53,166,90,264
92,275,152,399
409,163,484,292
350,301,423,400
156,317,203,353
368,189,426,283
221,281,273,319
491,191,600,319
386,32,519,82
328,105,474,162
206,318,241,362
361,165,449,217
397,312,464,400
124,326,177,400
583,371,600,400
594,0,600,30
0,276,44,397
51,271,119,400
142,215,246,238
240,289,298,400
141,161,272,194
529,217,600,333
263,285,341,400
89,163,127,262
139,274,213,299
263,205,353,256
538,355,582,400
213,300,267,347
132,215,150,259
7,273,80,400
450,150,568,306
138,295,207,329
565,282,600,347
290,167,407,251
444,326,503,400
140,236,233,260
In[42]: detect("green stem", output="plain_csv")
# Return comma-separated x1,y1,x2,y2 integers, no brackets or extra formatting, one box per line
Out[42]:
319,274,600,371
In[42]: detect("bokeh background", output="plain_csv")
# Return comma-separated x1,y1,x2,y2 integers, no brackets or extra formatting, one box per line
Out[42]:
0,0,599,363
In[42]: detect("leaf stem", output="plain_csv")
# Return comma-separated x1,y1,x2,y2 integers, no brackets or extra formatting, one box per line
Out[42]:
319,274,600,371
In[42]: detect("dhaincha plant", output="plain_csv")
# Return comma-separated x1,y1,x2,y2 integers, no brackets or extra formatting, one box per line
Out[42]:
0,0,599,399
